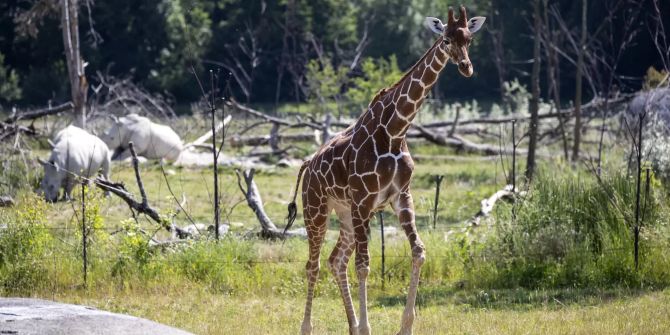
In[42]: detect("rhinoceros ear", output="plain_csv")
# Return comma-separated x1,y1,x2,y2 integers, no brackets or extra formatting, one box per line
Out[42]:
37,158,59,171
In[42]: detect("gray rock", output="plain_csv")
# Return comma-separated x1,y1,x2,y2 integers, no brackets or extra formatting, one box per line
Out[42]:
0,298,192,335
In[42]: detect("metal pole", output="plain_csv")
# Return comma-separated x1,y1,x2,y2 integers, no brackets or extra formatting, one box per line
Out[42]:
378,212,385,290
512,120,516,221
432,175,444,229
211,70,220,240
634,113,644,270
512,120,516,192
81,181,87,287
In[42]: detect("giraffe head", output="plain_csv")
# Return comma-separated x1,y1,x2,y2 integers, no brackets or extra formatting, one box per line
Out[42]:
425,6,486,77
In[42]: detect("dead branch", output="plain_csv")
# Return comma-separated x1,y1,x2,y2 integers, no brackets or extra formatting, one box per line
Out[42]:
227,100,322,129
89,72,175,119
0,123,38,143
0,195,15,207
234,168,306,239
184,114,232,150
93,142,191,237
420,95,632,129
414,125,524,156
230,132,315,147
3,102,74,124
470,185,523,225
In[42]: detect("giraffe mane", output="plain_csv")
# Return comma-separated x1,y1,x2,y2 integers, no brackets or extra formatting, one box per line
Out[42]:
368,36,444,105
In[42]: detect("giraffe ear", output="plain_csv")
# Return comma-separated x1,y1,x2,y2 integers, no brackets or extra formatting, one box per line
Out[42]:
424,17,445,35
468,16,486,34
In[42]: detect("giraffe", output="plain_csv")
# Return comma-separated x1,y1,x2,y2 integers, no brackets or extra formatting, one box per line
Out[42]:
284,6,486,335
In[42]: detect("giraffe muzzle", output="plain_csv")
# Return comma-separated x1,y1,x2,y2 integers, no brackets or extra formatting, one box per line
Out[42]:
458,60,473,77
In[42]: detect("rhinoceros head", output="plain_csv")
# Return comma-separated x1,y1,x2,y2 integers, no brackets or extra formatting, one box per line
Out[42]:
100,116,128,150
38,158,61,202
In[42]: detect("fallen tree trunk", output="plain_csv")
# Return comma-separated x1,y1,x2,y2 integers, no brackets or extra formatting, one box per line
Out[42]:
0,123,37,142
227,100,321,129
414,125,524,156
230,133,316,147
0,195,14,207
184,114,232,150
94,142,191,238
470,185,519,225
3,102,74,124
235,168,306,239
420,95,632,129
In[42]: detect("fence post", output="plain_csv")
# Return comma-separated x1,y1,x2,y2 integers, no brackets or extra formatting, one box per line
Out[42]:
81,181,87,287
432,175,444,229
512,120,516,221
511,120,516,192
378,212,385,291
634,113,645,270
210,71,221,241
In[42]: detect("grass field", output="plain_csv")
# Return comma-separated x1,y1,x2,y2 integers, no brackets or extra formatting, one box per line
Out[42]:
2,116,670,334
38,286,670,334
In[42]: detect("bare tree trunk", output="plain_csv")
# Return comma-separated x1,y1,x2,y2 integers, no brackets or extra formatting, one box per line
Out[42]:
526,0,542,181
543,0,569,161
489,0,508,106
572,0,588,162
60,0,87,128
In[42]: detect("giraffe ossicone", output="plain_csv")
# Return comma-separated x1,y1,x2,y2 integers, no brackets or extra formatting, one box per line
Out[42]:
285,5,485,335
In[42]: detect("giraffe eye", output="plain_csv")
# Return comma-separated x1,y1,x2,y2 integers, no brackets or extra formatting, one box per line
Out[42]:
443,38,451,45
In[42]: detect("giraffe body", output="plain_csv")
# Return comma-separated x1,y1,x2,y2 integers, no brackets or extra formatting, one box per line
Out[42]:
287,7,486,335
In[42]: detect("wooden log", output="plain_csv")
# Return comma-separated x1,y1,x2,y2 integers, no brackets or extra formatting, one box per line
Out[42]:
234,168,306,239
230,133,316,147
184,114,232,150
3,102,74,124
413,124,524,156
470,185,519,225
0,195,14,207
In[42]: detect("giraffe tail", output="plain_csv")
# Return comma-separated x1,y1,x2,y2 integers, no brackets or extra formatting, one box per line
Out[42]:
284,159,310,236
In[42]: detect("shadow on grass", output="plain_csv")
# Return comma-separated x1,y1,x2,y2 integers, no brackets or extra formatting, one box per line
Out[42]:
373,285,659,311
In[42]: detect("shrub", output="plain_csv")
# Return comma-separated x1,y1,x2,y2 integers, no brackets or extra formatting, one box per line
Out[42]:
0,193,53,292
465,169,668,289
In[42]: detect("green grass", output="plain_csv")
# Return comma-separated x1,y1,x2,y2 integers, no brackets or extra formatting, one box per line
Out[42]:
38,287,670,334
2,114,670,334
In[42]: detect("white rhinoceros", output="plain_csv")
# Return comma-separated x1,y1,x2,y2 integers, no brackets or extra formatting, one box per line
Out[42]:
38,125,111,202
101,114,183,161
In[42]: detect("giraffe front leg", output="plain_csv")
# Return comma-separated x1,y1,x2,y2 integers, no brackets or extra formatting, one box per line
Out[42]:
330,208,358,335
353,207,373,335
394,189,426,335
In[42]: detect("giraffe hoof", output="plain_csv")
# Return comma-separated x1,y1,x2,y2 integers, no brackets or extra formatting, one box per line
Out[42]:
300,321,312,335
358,323,371,335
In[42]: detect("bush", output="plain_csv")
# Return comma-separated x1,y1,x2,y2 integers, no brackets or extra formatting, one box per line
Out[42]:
0,193,53,292
464,169,669,289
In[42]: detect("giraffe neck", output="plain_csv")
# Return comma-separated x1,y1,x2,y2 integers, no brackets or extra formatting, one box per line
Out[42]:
375,37,450,139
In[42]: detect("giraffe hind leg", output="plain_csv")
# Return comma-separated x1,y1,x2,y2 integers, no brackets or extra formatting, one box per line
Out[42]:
301,205,329,335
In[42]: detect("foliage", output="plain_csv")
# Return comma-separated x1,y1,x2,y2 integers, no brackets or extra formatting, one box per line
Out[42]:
502,78,531,115
0,148,40,197
0,193,53,291
152,0,213,97
345,56,402,112
466,169,669,289
304,58,349,117
643,66,669,91
0,53,21,103
112,219,153,277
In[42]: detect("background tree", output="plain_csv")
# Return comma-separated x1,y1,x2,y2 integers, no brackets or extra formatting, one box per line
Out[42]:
571,0,588,162
526,0,542,181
